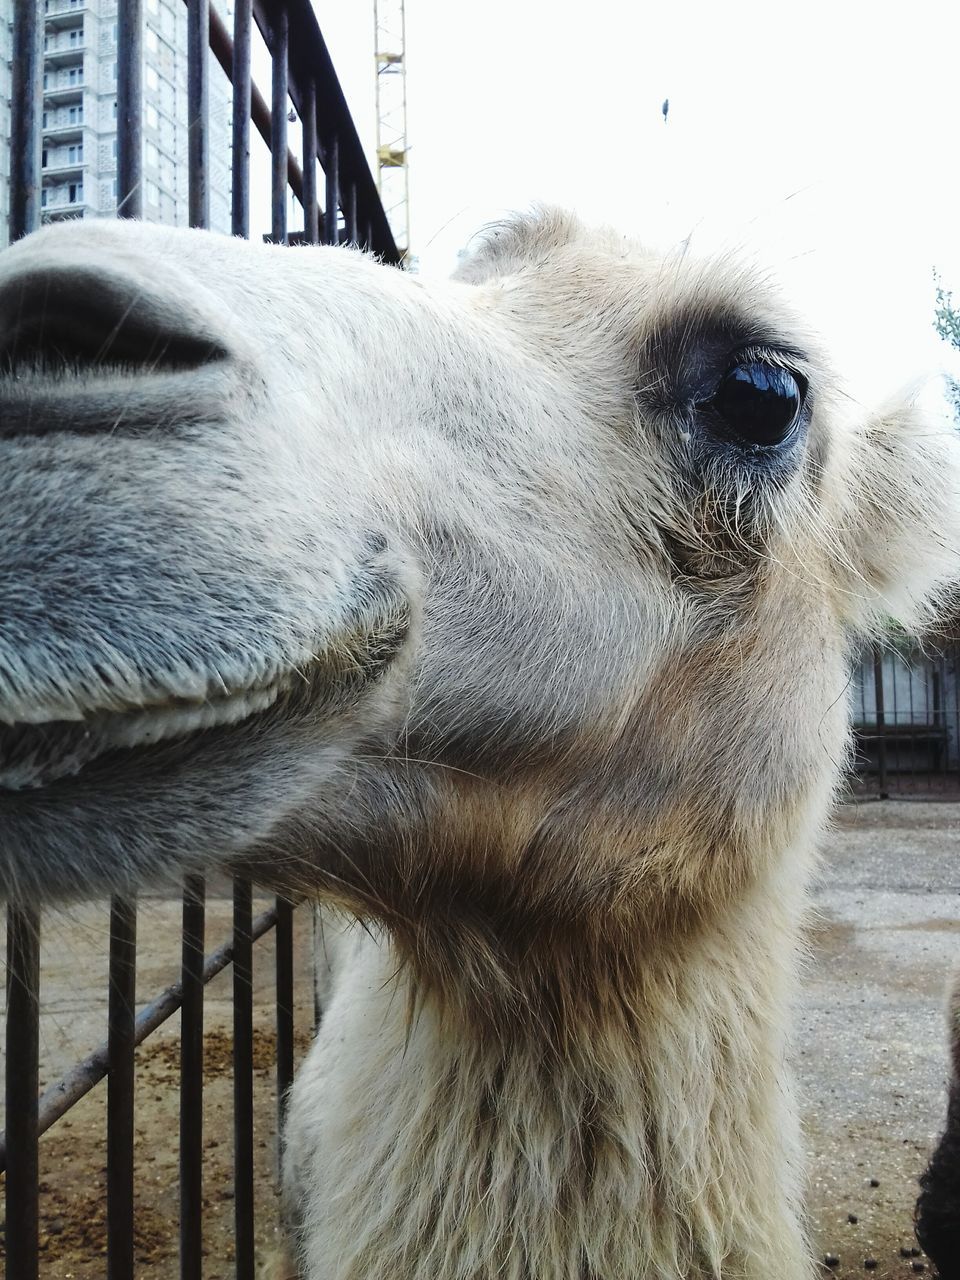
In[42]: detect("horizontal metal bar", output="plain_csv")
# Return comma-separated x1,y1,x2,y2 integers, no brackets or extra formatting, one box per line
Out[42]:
0,903,282,1173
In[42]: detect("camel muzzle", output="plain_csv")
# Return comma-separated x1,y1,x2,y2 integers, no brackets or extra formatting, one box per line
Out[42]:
0,258,231,438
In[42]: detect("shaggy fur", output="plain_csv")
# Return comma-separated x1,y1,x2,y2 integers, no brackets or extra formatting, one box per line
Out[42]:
0,209,959,1278
917,966,960,1278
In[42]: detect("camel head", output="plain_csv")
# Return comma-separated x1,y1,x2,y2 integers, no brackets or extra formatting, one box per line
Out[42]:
0,209,957,1012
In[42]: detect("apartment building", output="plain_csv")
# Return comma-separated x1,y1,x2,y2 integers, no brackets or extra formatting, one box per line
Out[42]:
1,0,232,244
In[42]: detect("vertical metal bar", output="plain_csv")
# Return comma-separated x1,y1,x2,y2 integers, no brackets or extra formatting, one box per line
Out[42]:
276,897,295,1157
301,78,319,245
180,876,206,1280
187,0,210,228
323,134,339,245
231,0,253,238
232,879,255,1280
5,905,41,1280
873,644,888,800
9,0,43,240
107,895,137,1280
270,7,289,244
891,648,900,784
312,907,323,1032
116,0,143,218
908,651,917,782
345,181,358,246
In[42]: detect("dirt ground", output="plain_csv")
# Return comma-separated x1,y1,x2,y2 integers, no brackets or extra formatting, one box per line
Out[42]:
799,800,960,1277
0,800,958,1278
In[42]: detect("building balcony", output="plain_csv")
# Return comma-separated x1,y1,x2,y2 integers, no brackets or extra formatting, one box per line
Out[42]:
43,1,89,30
41,189,88,220
42,158,84,180
42,205,89,224
44,41,86,65
42,116,85,141
43,79,85,103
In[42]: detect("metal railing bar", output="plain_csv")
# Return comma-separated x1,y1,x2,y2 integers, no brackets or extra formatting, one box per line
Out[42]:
270,6,289,244
873,645,888,799
233,879,256,1280
107,894,138,1280
207,1,305,208
301,77,319,244
311,908,322,1032
323,132,339,246
187,0,210,229
5,904,41,1280
6,33,42,1270
180,875,206,1280
116,0,143,218
345,181,358,246
253,0,397,259
3,0,391,1263
9,0,43,240
0,902,283,1172
230,0,253,238
275,897,295,1154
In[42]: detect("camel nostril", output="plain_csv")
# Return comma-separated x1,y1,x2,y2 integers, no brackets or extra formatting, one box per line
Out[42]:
0,265,227,380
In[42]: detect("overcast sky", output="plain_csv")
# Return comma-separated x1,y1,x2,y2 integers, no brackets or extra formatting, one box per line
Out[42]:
305,0,960,405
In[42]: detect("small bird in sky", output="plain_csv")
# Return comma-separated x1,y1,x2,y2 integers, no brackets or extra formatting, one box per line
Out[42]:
662,98,670,123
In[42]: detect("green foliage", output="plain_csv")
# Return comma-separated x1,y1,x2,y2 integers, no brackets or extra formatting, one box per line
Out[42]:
935,274,960,350
933,272,960,415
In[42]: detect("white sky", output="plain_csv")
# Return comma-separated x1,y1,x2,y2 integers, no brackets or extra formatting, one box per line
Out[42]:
307,0,960,404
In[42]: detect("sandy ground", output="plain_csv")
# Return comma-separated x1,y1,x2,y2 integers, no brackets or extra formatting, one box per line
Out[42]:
0,800,958,1277
800,800,960,1277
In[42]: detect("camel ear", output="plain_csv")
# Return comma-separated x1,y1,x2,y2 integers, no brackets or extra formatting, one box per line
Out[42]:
833,385,960,635
451,207,583,285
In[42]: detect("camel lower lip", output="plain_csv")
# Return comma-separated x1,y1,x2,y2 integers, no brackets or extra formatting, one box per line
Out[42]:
0,603,412,792
0,678,292,791
0,362,230,438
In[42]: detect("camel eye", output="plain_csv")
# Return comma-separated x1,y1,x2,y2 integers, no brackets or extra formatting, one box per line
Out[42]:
707,360,806,448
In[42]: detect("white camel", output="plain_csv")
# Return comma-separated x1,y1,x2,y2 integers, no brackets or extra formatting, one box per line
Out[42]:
0,208,958,1280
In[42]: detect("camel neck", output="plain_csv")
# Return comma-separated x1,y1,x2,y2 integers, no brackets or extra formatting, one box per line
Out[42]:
285,897,813,1279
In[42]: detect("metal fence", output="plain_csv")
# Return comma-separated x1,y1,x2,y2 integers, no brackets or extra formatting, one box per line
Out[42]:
2,0,397,1275
851,641,960,798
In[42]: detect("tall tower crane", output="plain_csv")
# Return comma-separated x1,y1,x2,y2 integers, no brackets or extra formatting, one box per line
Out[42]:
373,0,410,261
